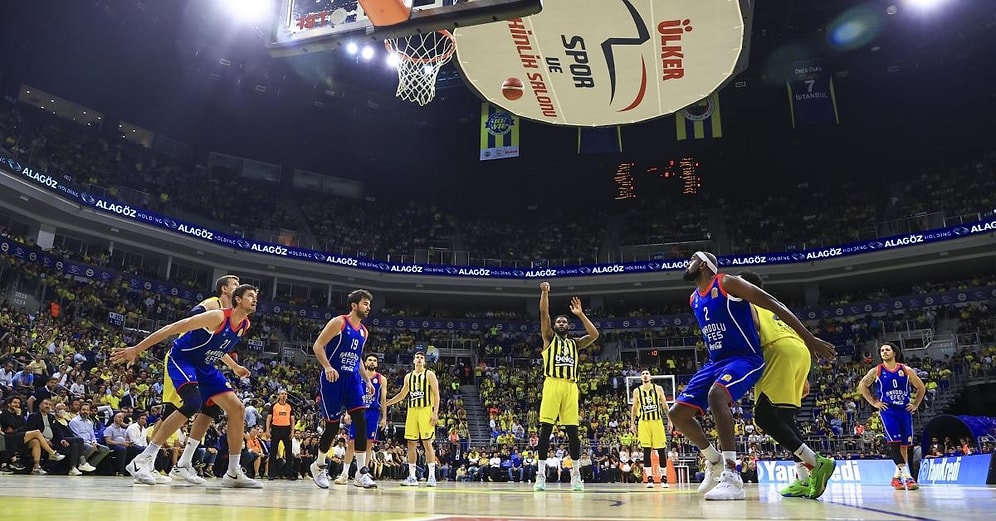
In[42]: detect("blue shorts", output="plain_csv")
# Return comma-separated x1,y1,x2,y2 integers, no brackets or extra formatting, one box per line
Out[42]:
675,355,765,414
347,409,381,441
880,405,913,445
164,353,233,408
319,370,366,421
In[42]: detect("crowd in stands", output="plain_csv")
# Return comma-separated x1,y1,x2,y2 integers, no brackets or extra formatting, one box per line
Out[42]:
2,100,994,267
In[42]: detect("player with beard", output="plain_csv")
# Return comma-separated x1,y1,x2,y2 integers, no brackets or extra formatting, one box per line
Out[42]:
335,354,387,487
309,289,377,489
858,342,925,490
630,369,669,489
668,252,836,501
533,282,599,492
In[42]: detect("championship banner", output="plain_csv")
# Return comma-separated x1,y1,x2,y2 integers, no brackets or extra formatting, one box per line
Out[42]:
480,103,520,161
787,60,840,128
675,92,722,140
577,126,623,154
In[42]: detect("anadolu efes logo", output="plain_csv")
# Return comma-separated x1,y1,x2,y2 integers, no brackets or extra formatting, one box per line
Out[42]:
453,0,746,126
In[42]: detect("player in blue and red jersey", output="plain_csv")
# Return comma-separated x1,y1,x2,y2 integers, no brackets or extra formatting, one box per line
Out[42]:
112,284,262,489
858,342,926,490
668,251,836,501
309,289,376,490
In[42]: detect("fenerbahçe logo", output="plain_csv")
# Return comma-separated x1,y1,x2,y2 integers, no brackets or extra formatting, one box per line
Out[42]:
485,110,515,137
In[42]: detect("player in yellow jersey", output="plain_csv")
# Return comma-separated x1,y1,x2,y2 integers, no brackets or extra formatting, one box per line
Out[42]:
738,270,835,500
630,369,669,489
534,282,599,492
385,349,440,487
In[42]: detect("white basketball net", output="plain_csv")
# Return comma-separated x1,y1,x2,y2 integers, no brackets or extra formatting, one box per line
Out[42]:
385,30,456,106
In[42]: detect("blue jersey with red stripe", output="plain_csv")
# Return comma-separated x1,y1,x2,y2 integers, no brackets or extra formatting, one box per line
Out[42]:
876,363,911,407
363,372,383,410
323,315,368,374
690,274,761,362
169,308,249,365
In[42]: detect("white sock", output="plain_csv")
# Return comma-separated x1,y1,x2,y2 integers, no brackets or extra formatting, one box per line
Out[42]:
178,438,201,467
893,466,902,478
409,463,417,479
721,451,737,469
355,453,366,472
899,465,911,479
702,445,722,464
793,444,818,467
795,461,811,481
227,454,241,475
317,451,328,467
141,443,161,459
429,462,436,479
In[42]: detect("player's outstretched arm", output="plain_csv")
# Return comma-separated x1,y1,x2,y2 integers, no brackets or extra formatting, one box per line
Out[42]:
720,274,836,360
539,282,553,345
111,310,226,365
384,378,410,407
570,296,600,348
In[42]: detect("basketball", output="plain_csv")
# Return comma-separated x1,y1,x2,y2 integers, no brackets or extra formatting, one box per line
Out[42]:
502,77,524,101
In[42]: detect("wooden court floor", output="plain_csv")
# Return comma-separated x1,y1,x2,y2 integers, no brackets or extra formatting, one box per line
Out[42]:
0,476,992,521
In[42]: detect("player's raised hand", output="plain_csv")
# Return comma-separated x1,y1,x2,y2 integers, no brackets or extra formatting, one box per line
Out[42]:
569,296,584,316
111,346,139,366
805,336,837,361
539,282,550,292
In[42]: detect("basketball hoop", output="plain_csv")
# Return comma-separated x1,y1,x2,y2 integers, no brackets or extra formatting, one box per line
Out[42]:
385,30,456,106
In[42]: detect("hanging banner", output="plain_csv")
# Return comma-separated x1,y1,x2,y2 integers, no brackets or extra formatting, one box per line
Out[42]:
480,103,520,161
676,92,722,140
787,59,840,128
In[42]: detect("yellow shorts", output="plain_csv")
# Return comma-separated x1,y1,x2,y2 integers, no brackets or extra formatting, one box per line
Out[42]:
755,336,812,407
638,420,667,449
538,378,579,425
162,352,182,407
405,407,435,440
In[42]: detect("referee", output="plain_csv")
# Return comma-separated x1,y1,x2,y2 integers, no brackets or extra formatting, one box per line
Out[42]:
267,390,294,480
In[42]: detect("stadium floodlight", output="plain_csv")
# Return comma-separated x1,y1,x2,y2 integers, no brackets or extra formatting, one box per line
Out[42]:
360,46,375,61
386,53,401,69
905,0,947,9
346,42,359,55
220,0,270,24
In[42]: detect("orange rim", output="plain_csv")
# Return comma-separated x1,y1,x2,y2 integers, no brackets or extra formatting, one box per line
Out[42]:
384,30,456,64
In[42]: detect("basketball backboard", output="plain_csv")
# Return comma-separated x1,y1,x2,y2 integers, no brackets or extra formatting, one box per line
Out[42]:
453,0,755,127
267,0,543,57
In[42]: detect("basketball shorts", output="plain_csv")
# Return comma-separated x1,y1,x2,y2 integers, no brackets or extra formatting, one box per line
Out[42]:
638,420,667,449
348,409,381,442
675,354,765,414
319,370,366,421
538,378,579,426
755,337,812,407
405,407,435,441
163,351,234,409
880,406,913,445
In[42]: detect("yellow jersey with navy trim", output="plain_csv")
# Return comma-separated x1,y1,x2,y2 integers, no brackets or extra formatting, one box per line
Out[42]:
406,370,432,408
542,335,578,381
638,385,663,421
751,304,802,348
